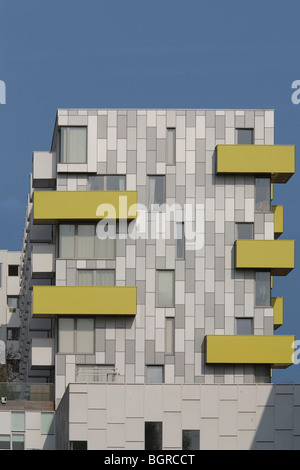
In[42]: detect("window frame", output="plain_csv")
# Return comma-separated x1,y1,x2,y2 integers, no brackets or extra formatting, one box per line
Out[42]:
145,422,163,450
58,317,95,354
236,128,254,144
148,175,166,210
59,126,87,164
156,270,175,308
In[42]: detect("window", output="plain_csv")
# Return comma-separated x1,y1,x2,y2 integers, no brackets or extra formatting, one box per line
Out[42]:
146,365,164,383
254,365,271,384
176,222,185,258
60,127,87,163
76,365,116,383
78,270,115,286
7,296,19,312
41,413,55,435
70,441,87,450
12,434,25,450
236,128,253,144
256,271,271,306
236,223,253,239
157,270,175,307
59,224,115,259
166,128,176,164
236,318,253,335
148,176,165,209
11,412,25,432
7,328,20,341
0,435,10,450
88,175,126,191
165,318,175,355
182,430,200,450
255,177,271,212
145,422,162,450
8,265,18,276
58,318,94,354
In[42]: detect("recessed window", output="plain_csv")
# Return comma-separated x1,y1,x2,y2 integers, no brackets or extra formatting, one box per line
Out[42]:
7,296,19,312
176,222,185,258
59,224,115,259
8,265,18,276
60,127,87,163
255,271,271,306
236,318,253,335
148,176,165,209
0,435,10,450
58,318,94,354
146,365,164,384
145,422,162,450
88,175,126,191
11,412,25,432
7,328,20,341
236,223,253,239
157,270,175,307
166,128,176,164
70,441,87,450
236,128,254,144
255,177,271,212
12,434,24,450
165,318,175,355
78,269,115,286
41,413,55,435
182,430,200,450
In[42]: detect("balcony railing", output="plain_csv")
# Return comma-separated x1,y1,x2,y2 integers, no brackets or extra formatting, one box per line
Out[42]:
0,383,54,401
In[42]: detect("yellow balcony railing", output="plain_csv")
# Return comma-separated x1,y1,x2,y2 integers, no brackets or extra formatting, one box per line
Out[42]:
206,335,295,368
235,239,294,275
33,190,137,224
272,296,284,329
32,286,137,317
216,145,295,183
271,205,284,239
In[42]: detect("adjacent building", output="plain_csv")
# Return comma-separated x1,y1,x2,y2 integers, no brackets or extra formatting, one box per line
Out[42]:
0,108,298,450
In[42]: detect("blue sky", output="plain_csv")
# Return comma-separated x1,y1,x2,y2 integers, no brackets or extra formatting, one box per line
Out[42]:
1,0,300,383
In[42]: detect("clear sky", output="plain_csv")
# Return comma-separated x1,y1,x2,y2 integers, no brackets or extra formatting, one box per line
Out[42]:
0,0,299,383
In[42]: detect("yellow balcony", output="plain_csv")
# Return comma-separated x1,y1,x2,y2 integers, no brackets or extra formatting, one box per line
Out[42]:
32,286,137,317
272,296,284,329
271,205,284,239
216,145,295,183
235,239,294,275
33,190,137,224
206,335,295,368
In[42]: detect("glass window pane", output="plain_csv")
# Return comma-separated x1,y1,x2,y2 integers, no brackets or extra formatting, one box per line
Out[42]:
182,430,200,450
59,225,75,258
165,318,174,355
76,319,94,354
78,270,93,286
255,178,270,212
11,412,25,432
145,422,162,450
41,413,55,435
236,318,253,335
88,175,104,190
0,435,10,449
148,176,165,208
95,237,116,259
236,223,253,239
256,271,271,306
7,296,18,312
68,127,87,163
0,263,2,287
107,175,126,190
237,128,253,144
60,127,68,163
58,318,74,353
157,270,174,307
146,365,164,384
95,270,115,286
12,434,24,450
166,128,176,164
77,225,95,258
70,441,87,450
177,222,185,258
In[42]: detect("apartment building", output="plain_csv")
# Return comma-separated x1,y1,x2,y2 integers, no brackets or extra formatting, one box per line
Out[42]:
11,107,299,450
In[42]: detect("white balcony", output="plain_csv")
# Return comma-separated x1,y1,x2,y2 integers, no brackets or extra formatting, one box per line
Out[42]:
31,244,55,278
31,338,54,368
32,151,56,188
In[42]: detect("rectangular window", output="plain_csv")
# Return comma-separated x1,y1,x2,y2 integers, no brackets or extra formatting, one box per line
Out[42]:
58,224,115,259
236,223,253,239
145,422,162,450
7,296,19,312
77,225,94,259
70,441,88,450
236,128,254,144
88,175,126,191
148,176,165,209
76,365,116,383
165,318,175,355
58,318,94,354
236,318,253,335
256,271,271,306
255,177,271,212
176,222,185,258
11,412,25,432
12,434,24,450
59,224,75,258
7,328,20,341
88,175,104,190
78,270,115,286
8,265,18,276
182,430,200,450
166,128,176,164
0,435,10,450
146,365,164,384
157,270,175,307
60,127,87,163
41,413,55,435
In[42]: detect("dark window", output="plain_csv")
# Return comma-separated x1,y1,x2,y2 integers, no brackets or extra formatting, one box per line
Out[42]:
182,430,200,450
236,128,253,144
236,318,253,335
145,422,162,450
256,271,271,306
7,328,20,340
236,223,253,240
255,177,271,212
70,441,88,450
8,265,18,276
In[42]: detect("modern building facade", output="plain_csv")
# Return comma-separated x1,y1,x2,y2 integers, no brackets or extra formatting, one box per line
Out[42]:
0,108,298,450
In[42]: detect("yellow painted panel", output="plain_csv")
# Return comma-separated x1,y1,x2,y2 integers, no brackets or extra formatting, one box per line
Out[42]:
32,286,136,316
272,296,284,329
206,335,295,368
216,145,295,183
271,205,284,239
235,239,294,275
33,190,137,223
